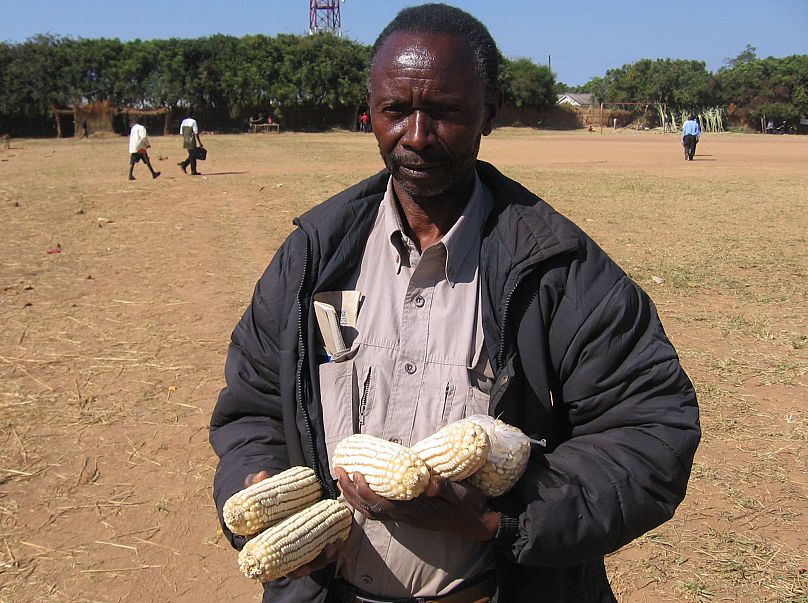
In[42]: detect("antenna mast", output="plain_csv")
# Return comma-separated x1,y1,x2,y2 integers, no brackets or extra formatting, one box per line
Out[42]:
309,1,343,35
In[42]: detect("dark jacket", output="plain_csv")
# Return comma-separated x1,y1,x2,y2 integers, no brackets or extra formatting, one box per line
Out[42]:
209,161,700,603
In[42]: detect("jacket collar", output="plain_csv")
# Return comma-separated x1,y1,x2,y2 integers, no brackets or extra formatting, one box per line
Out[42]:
294,161,581,293
475,160,580,272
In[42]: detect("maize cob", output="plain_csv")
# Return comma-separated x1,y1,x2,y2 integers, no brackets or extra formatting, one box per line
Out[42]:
412,419,491,481
223,466,322,536
465,415,531,497
238,498,352,582
331,433,430,500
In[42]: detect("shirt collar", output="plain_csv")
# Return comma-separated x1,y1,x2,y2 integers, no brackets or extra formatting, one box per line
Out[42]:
381,172,492,286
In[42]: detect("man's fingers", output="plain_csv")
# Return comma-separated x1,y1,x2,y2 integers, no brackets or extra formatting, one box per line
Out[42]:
287,565,311,579
335,469,395,518
243,470,270,488
424,474,450,498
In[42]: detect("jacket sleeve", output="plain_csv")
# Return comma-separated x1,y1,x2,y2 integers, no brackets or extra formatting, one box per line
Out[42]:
493,246,700,567
209,233,302,550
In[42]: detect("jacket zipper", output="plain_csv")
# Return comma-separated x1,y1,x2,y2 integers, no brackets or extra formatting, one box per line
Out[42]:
293,223,338,499
495,261,542,375
294,222,340,603
496,273,524,370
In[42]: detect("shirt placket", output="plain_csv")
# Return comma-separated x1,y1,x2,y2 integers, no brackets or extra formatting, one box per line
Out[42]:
381,244,442,446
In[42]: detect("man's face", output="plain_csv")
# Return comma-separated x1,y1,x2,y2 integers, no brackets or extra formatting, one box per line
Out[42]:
368,32,498,200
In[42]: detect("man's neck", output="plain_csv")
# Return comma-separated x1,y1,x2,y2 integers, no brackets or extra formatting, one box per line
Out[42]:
392,175,475,253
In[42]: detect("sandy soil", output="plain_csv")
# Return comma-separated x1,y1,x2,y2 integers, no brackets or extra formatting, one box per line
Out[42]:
0,128,805,602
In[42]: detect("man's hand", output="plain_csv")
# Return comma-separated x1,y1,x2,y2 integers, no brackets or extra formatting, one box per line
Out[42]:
241,470,346,580
243,470,271,488
335,466,498,542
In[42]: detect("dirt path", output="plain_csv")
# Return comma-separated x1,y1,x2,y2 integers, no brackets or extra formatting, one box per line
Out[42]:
0,130,805,602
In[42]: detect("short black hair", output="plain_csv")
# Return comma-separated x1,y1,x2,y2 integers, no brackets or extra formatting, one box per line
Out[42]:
369,3,500,95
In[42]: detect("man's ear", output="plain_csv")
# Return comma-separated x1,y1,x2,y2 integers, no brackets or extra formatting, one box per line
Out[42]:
481,89,503,136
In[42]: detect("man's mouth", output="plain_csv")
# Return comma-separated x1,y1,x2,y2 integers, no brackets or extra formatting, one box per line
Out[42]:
397,162,444,176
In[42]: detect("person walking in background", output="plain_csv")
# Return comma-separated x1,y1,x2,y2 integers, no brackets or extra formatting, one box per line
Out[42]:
178,111,203,175
682,113,700,160
127,116,160,181
359,110,370,132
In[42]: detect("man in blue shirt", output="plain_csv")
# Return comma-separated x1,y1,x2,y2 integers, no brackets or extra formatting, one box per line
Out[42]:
682,114,700,161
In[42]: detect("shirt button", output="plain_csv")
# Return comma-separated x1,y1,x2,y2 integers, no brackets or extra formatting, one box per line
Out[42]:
389,437,401,445
404,362,417,374
361,575,373,584
414,295,425,307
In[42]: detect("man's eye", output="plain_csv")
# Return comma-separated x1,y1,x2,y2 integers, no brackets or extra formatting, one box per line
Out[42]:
383,106,408,115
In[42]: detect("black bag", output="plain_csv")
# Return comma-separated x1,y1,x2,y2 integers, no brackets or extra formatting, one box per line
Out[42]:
196,146,207,161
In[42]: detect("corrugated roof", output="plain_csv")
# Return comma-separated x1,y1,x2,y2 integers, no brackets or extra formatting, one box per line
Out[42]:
557,93,594,106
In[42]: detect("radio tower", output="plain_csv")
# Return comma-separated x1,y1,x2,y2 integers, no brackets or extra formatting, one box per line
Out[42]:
309,0,343,35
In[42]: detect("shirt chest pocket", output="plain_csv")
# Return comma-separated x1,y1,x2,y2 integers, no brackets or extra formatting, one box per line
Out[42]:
319,351,377,474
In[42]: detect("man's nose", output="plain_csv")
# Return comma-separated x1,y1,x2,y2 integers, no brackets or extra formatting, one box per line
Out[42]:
401,110,432,151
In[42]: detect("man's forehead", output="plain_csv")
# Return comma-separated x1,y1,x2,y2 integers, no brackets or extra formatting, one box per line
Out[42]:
374,31,473,70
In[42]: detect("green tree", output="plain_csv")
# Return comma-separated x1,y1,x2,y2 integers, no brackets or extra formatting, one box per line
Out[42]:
715,54,808,126
60,38,127,103
723,44,757,69
500,57,556,110
592,58,712,107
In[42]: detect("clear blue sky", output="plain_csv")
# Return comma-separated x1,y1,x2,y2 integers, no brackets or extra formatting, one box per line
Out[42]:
1,0,806,86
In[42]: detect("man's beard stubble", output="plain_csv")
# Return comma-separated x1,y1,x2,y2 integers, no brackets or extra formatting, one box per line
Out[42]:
380,136,481,200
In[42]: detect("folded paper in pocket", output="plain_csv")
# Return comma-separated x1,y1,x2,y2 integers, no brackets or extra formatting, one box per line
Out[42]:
314,301,347,359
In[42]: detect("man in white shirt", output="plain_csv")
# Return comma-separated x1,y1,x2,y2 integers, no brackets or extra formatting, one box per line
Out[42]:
127,116,160,181
178,111,203,175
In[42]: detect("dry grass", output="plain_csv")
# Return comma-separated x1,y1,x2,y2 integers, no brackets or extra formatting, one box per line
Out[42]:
0,129,806,602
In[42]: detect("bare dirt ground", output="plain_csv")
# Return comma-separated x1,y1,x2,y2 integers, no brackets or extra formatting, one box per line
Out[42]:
0,128,805,602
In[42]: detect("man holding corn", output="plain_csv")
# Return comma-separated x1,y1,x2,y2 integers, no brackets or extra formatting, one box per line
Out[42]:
210,4,700,602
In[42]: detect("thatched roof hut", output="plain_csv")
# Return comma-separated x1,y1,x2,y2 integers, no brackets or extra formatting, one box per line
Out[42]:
52,101,170,138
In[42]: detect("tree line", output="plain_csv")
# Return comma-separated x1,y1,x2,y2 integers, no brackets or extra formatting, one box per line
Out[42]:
0,33,804,135
0,33,559,135
567,46,808,131
0,34,371,134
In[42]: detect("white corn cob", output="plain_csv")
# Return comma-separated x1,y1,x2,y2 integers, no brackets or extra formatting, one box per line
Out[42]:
331,434,430,500
412,419,491,481
223,466,322,536
238,498,352,582
465,415,532,497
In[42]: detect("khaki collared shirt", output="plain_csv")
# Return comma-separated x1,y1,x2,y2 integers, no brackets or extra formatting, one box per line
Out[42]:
320,174,494,597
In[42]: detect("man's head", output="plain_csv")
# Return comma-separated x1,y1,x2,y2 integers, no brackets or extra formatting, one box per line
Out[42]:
368,4,502,202
369,4,500,97
129,115,140,126
688,113,696,121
